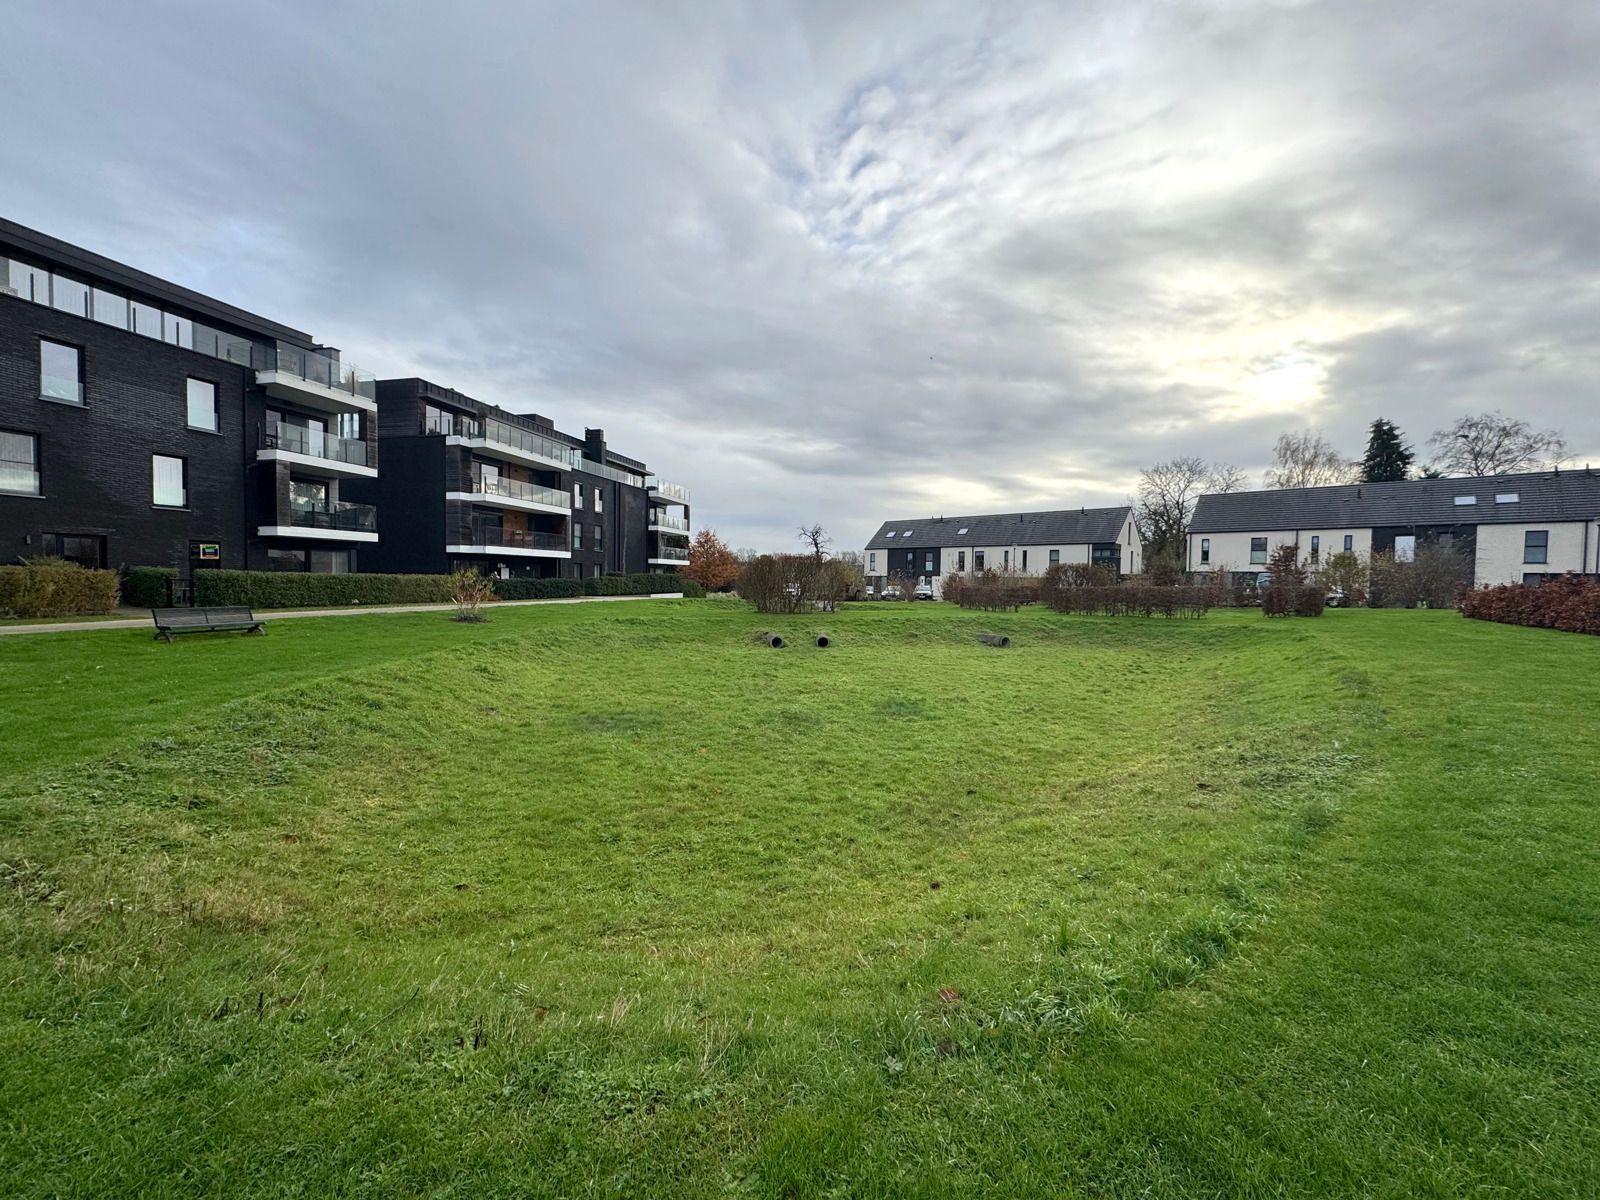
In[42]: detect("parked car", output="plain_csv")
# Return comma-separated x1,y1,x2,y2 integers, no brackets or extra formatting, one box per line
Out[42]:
881,584,903,599
1325,587,1348,607
914,582,934,601
864,585,876,599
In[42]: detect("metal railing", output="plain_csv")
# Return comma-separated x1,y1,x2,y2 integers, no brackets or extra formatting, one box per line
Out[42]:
649,480,690,505
423,413,578,467
650,546,690,562
263,422,370,467
468,475,571,508
289,501,377,532
255,341,376,402
649,511,690,532
465,519,566,551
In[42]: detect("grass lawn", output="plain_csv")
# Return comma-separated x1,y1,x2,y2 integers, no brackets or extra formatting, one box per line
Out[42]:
2,599,1597,1197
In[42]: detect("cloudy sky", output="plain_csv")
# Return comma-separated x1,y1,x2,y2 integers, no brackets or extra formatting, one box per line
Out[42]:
4,1,1598,552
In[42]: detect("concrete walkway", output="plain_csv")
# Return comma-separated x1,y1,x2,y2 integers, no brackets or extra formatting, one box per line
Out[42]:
0,593,686,637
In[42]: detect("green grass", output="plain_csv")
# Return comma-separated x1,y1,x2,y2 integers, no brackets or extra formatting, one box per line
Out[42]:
2,600,1597,1197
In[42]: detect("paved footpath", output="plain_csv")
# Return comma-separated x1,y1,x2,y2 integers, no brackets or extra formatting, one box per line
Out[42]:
0,592,686,637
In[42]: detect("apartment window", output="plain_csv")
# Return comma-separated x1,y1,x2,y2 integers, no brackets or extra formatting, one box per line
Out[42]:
974,551,985,571
573,524,583,550
1524,530,1549,564
186,378,218,431
1199,538,1210,565
267,548,307,572
1249,537,1267,565
1310,535,1320,563
594,523,603,552
1343,534,1353,552
574,563,584,580
1049,549,1061,566
152,454,187,507
573,483,583,508
40,339,82,404
594,489,603,514
869,552,877,571
1,431,40,495
957,551,966,572
46,533,106,569
336,412,362,441
290,479,328,511
309,549,351,574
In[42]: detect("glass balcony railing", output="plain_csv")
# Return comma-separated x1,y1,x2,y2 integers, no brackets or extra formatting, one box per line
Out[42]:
289,501,377,533
262,422,370,467
649,480,690,505
650,546,690,562
465,519,566,551
255,341,376,402
423,412,578,468
649,511,690,532
468,475,571,509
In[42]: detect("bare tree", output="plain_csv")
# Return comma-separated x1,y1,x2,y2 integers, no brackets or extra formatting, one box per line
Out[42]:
1427,411,1568,476
1135,456,1211,564
1206,463,1250,493
1264,431,1357,489
797,523,830,560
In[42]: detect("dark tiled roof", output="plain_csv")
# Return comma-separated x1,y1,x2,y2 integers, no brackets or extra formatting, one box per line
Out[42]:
1189,470,1600,533
866,506,1131,550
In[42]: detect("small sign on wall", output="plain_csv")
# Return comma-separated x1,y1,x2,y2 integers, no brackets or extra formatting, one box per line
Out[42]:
191,541,221,564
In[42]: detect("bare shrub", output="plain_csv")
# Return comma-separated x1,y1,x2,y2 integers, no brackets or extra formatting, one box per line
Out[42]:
1369,544,1472,608
449,568,496,622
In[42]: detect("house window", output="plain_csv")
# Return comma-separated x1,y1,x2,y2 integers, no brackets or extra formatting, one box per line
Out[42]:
1003,550,1010,568
1343,534,1353,552
186,378,218,431
974,551,985,571
868,552,877,571
1453,495,1476,506
573,483,583,508
1394,535,1415,563
1,430,40,495
924,553,933,571
1524,530,1548,564
1200,538,1210,565
1310,535,1320,563
1496,493,1520,505
1249,537,1268,565
1049,548,1060,566
957,527,968,535
152,454,186,507
885,531,895,539
1021,550,1029,571
957,551,966,571
40,339,82,404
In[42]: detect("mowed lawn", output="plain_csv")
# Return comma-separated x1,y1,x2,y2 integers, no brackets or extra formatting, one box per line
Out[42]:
1,600,1597,1198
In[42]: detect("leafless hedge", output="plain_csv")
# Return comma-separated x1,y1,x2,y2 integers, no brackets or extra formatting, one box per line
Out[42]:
1046,583,1213,618
737,554,861,613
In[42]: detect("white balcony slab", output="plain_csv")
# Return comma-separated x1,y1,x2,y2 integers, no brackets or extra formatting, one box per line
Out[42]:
258,448,377,479
257,525,379,543
257,370,378,415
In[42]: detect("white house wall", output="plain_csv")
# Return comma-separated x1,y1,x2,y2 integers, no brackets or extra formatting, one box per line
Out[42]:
1474,522,1597,584
1188,528,1372,573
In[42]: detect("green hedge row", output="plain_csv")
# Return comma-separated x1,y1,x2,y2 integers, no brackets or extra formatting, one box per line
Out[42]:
194,570,453,608
491,577,582,600
0,565,121,618
187,569,702,609
121,566,178,608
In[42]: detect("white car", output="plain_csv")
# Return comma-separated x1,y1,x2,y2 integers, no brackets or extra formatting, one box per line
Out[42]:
914,582,934,601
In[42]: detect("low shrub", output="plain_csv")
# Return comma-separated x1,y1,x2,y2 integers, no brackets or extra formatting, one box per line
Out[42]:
1261,545,1324,618
0,564,120,618
1047,584,1212,618
194,570,452,608
491,577,582,600
944,569,1037,611
1460,575,1600,634
122,566,178,608
582,571,703,598
449,568,496,623
1369,545,1471,608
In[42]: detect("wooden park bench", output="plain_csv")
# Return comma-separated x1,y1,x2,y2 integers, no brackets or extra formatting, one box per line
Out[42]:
151,606,266,642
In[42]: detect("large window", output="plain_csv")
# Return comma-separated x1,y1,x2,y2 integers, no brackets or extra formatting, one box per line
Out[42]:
1,430,40,494
290,479,328,511
152,454,187,507
1524,530,1549,564
1394,535,1415,563
1250,537,1267,564
45,533,105,568
186,378,218,431
40,339,82,404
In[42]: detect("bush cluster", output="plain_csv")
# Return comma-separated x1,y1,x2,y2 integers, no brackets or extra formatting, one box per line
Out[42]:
121,566,178,608
582,571,704,598
737,556,857,613
0,564,121,617
1261,545,1325,618
1459,575,1600,635
1046,583,1213,618
1368,545,1471,608
943,569,1038,610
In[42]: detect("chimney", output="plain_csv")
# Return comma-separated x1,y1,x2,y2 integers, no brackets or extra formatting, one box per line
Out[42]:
584,428,606,463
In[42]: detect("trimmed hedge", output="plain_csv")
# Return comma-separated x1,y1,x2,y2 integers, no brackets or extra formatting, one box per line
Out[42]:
491,577,582,600
0,564,121,618
194,570,453,608
122,566,178,608
582,572,704,598
1459,575,1600,635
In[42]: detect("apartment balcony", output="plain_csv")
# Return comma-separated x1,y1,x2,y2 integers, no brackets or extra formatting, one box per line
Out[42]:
648,545,690,566
446,518,571,559
257,422,376,478
648,479,691,507
258,501,379,543
446,475,571,515
426,413,580,472
254,342,377,415
648,511,691,534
